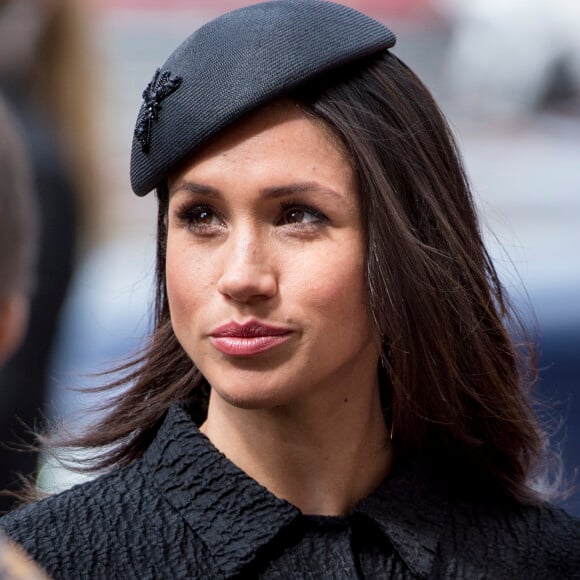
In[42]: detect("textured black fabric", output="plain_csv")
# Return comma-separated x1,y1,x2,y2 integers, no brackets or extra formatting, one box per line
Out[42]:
129,0,396,196
1,402,579,579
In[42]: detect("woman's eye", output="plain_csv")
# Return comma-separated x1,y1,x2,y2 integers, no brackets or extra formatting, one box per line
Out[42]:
175,205,223,230
191,208,219,225
279,205,325,226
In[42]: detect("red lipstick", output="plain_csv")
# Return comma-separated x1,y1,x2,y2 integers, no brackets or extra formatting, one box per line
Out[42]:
210,320,292,356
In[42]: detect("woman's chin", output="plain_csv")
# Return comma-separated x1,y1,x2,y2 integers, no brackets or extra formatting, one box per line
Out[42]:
207,381,296,412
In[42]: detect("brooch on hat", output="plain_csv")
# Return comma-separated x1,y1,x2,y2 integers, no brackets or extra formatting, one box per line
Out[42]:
135,68,182,153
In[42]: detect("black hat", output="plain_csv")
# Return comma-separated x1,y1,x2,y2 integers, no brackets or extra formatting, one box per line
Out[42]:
130,0,396,196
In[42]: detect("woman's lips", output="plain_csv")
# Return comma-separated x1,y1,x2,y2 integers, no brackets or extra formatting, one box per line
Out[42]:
210,321,292,357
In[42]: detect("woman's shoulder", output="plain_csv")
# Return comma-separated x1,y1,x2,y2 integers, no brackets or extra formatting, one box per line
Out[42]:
0,457,216,579
445,496,580,576
378,459,579,577
462,496,580,538
0,462,171,577
0,465,141,560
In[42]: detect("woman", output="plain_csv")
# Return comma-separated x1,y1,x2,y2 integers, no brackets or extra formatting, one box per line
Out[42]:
1,1,578,578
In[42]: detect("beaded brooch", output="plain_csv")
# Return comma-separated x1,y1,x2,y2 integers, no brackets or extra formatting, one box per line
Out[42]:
135,68,182,153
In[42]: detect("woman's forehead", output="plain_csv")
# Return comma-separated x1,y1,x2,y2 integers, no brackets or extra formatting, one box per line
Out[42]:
168,100,352,189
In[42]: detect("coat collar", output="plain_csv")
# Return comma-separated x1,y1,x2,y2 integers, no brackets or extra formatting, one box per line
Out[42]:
141,402,300,577
355,458,449,578
141,402,447,578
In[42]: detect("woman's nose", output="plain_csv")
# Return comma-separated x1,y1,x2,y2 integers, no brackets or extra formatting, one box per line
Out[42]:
216,233,278,303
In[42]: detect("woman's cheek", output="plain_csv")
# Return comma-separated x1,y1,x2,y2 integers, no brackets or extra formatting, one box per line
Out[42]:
166,250,208,324
301,249,366,311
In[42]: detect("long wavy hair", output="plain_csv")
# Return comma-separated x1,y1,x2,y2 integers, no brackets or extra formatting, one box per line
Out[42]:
50,51,549,504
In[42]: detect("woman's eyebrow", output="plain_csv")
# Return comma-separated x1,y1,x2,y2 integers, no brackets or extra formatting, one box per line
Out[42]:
170,181,344,202
170,181,221,198
261,182,342,201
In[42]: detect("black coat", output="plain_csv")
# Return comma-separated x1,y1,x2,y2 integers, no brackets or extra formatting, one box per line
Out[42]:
1,403,579,579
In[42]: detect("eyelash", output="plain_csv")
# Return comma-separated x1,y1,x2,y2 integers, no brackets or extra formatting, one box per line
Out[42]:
173,200,328,232
278,200,328,227
174,203,223,230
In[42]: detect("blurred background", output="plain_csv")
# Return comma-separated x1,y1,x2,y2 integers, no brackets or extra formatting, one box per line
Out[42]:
0,0,578,514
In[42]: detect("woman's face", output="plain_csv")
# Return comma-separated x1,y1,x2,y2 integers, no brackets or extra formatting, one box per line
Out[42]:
166,101,380,411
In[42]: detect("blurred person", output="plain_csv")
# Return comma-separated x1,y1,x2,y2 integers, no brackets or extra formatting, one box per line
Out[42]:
0,94,37,385
1,1,579,578
0,0,101,512
0,93,48,580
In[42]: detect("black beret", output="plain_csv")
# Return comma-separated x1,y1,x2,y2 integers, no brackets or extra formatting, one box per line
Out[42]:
130,0,396,196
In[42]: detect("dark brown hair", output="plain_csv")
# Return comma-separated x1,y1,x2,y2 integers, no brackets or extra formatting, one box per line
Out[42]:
53,52,548,503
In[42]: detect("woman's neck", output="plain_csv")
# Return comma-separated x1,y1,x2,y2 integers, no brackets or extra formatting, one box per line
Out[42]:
200,382,393,516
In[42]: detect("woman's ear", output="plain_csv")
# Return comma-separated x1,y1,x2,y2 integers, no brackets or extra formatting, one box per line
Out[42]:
0,293,29,366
